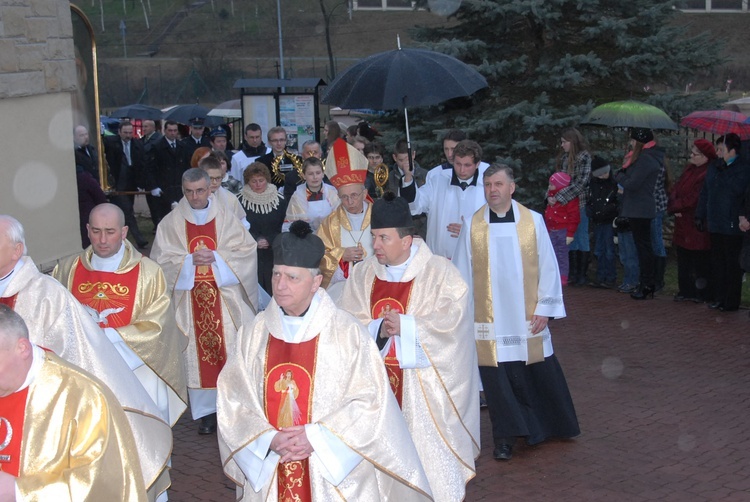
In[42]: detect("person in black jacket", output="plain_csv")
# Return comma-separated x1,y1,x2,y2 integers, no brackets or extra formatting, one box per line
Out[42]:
614,128,663,300
695,133,750,312
74,125,99,182
179,117,210,161
587,156,619,288
103,121,148,247
143,120,189,227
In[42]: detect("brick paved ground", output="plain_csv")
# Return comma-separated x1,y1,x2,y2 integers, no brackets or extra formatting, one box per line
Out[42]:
168,286,750,501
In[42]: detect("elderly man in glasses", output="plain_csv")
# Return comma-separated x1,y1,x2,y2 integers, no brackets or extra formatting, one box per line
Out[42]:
151,168,258,435
315,138,373,299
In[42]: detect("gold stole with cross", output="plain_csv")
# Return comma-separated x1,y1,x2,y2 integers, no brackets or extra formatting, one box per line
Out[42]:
471,203,544,366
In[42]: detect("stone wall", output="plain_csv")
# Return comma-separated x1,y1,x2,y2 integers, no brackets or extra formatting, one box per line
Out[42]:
0,0,76,99
0,0,82,269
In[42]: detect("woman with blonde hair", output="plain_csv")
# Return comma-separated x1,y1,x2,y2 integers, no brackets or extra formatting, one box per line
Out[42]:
237,162,288,292
549,128,591,285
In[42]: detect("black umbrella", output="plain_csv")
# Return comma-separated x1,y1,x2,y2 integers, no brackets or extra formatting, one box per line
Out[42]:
162,104,223,127
322,38,488,172
111,104,163,120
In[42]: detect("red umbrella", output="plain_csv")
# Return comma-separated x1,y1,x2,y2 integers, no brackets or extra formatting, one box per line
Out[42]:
680,110,750,139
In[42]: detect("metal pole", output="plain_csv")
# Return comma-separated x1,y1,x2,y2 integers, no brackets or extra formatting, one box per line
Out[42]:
276,0,285,92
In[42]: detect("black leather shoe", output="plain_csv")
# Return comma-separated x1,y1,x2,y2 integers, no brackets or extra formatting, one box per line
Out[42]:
630,286,654,300
493,444,513,461
198,413,217,435
719,306,739,312
708,302,722,310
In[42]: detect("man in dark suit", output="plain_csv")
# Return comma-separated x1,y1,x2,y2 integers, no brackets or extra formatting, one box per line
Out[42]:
103,120,149,247
143,120,189,227
141,119,163,153
179,117,210,161
74,125,99,182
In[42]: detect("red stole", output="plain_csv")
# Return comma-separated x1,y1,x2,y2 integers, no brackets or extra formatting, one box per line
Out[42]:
370,278,414,408
186,220,226,388
265,335,318,502
0,295,17,309
0,387,28,477
70,258,140,328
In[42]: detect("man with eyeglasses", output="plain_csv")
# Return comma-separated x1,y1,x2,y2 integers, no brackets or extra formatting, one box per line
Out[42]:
258,126,304,198
316,138,374,296
198,155,250,231
152,168,258,435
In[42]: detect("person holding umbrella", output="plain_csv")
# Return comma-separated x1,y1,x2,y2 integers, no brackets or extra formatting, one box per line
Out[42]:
614,128,664,300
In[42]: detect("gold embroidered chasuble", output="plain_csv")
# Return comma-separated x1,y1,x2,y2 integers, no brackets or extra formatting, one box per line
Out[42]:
339,239,480,502
2,257,172,493
6,351,146,501
217,289,433,502
151,196,258,390
53,239,188,417
315,204,373,289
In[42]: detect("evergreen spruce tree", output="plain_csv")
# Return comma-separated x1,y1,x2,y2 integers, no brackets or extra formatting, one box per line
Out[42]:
397,0,724,204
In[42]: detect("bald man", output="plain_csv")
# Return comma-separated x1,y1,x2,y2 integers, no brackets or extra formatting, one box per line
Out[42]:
54,203,187,502
74,124,99,182
0,214,172,498
0,305,146,501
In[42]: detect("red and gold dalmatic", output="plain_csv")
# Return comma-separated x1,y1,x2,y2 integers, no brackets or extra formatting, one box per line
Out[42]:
370,278,414,408
264,336,318,502
70,260,140,328
186,220,226,388
0,387,28,477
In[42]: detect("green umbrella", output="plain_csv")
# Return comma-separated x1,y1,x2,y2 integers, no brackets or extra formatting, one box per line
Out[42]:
581,100,678,130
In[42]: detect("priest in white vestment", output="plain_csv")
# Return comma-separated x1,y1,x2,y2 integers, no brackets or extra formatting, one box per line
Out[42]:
401,140,489,260
0,215,171,495
53,203,189,501
217,221,433,502
151,169,257,435
0,305,146,501
453,164,580,461
316,138,373,295
339,193,480,501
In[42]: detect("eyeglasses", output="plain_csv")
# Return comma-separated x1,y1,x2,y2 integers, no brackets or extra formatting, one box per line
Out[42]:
209,176,223,182
339,190,365,202
184,188,208,196
689,151,703,157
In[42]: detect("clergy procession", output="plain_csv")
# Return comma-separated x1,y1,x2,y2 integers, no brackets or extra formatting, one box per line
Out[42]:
0,124,582,501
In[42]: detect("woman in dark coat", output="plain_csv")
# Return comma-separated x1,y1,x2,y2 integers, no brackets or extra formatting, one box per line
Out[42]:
668,139,715,303
237,162,289,294
614,128,664,299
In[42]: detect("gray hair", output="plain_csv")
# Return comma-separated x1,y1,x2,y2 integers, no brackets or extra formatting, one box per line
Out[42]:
182,167,210,185
307,267,321,278
0,215,27,255
483,163,515,182
0,304,29,343
302,140,320,150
